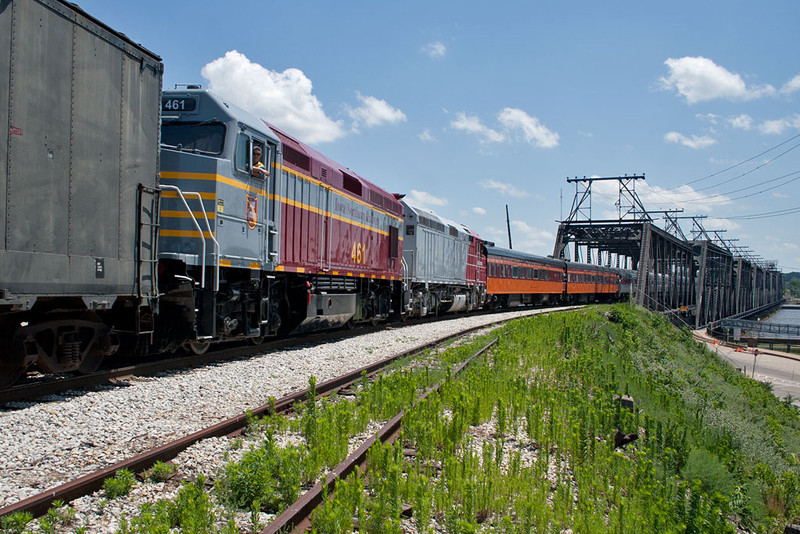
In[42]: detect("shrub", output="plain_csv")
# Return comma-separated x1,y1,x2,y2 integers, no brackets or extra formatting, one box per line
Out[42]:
104,469,136,499
0,511,33,534
217,440,305,513
681,448,736,497
148,460,174,482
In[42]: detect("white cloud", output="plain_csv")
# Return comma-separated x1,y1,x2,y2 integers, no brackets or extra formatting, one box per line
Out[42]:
664,131,717,149
406,189,448,208
729,114,754,130
697,113,752,131
201,50,345,144
639,183,733,212
705,216,740,232
347,92,406,131
451,108,559,148
422,41,447,59
758,114,800,135
479,179,531,198
472,206,487,215
510,220,555,254
773,192,790,199
451,113,505,143
418,129,437,142
781,74,800,95
658,56,775,104
497,108,559,148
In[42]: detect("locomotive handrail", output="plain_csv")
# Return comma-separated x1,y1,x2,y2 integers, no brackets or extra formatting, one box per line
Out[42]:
159,185,220,291
401,256,410,291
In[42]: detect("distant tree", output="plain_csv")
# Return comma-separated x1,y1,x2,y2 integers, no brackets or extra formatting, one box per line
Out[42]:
787,279,800,298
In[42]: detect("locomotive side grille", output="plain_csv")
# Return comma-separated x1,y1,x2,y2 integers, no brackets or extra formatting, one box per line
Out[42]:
382,195,400,215
283,145,311,171
342,173,362,196
312,276,358,292
418,216,446,234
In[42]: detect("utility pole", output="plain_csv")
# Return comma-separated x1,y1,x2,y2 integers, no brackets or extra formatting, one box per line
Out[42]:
506,204,513,249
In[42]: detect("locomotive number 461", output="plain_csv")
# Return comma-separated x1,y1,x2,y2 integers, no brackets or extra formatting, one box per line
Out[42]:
351,242,366,264
161,97,197,112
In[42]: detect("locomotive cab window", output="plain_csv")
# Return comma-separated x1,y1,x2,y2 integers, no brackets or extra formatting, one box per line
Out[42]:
236,134,271,180
161,120,225,155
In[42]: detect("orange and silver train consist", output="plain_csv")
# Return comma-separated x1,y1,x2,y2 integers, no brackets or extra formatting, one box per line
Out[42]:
0,0,632,387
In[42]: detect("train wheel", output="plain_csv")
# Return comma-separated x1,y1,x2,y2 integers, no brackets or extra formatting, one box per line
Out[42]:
247,336,265,346
187,341,211,355
0,366,25,389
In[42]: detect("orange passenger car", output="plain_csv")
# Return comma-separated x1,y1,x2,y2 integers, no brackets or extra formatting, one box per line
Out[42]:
484,246,567,306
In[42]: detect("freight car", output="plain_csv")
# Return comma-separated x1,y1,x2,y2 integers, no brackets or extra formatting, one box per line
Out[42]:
157,88,403,353
0,0,163,386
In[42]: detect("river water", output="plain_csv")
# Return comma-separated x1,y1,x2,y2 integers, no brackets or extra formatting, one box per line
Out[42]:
763,307,800,326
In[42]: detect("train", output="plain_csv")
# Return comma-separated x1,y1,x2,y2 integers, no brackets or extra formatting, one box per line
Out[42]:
0,0,630,387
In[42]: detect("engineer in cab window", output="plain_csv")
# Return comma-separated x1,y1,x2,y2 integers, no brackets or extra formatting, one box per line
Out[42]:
251,145,269,178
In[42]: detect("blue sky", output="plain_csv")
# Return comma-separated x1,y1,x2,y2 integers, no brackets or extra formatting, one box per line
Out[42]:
79,0,800,270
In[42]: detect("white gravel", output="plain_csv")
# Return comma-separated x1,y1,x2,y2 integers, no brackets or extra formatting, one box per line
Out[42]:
0,307,572,531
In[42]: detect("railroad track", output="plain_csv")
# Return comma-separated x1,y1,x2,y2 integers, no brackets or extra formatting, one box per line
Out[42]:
263,338,497,533
0,313,517,522
0,325,382,405
0,306,570,405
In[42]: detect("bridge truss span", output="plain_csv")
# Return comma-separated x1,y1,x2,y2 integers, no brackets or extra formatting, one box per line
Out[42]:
552,175,783,328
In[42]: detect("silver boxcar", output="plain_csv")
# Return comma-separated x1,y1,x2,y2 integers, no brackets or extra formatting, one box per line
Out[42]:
0,0,163,383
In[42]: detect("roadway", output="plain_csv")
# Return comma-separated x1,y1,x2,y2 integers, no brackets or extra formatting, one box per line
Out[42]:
694,329,800,403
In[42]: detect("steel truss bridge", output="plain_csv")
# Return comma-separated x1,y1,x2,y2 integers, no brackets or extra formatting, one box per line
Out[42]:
553,175,783,328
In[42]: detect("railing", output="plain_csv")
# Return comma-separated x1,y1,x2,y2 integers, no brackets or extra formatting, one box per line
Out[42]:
719,318,800,339
159,184,220,291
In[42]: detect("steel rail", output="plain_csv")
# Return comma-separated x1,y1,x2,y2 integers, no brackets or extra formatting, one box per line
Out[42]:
0,306,557,404
263,338,498,533
0,313,521,520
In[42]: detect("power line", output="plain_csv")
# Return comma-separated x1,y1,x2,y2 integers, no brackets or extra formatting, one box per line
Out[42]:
691,140,800,193
668,131,800,191
643,169,800,208
727,205,800,220
675,170,800,205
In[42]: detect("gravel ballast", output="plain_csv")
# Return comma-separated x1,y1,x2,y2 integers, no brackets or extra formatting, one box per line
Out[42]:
0,308,571,531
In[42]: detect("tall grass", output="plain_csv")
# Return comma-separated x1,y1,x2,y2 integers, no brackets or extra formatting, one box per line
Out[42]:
311,304,800,532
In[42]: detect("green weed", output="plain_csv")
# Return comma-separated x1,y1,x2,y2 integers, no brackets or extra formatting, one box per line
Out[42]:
104,469,136,499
